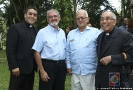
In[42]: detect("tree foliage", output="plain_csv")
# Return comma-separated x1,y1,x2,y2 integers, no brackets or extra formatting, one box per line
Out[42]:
82,0,118,28
4,0,52,29
3,0,121,30
121,0,131,18
0,0,8,49
53,0,74,30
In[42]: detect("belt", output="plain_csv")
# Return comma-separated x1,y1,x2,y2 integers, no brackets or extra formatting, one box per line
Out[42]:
42,59,65,63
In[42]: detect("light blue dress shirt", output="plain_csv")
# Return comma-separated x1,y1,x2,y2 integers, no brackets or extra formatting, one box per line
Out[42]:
66,26,100,75
32,24,66,60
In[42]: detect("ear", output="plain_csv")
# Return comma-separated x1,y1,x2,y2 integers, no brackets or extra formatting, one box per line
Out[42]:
58,16,61,21
87,17,90,20
113,19,117,25
24,13,26,18
87,17,90,22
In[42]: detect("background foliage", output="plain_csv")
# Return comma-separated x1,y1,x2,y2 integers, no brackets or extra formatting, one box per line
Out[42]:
2,0,121,29
0,0,133,49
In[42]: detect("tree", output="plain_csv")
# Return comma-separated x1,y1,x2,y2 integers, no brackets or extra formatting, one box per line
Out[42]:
53,0,74,29
82,0,118,28
3,0,120,30
4,0,52,29
121,0,131,18
0,0,8,50
0,19,7,50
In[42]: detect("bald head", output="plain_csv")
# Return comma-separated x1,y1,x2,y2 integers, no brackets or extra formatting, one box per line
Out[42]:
76,9,88,17
101,11,116,20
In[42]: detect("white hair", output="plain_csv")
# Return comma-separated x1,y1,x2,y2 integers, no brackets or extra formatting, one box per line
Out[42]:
76,9,88,17
101,11,116,19
47,9,60,18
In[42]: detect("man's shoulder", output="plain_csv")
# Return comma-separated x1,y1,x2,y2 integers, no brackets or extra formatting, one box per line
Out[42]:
38,27,47,34
9,22,22,31
68,29,76,34
10,22,22,27
90,27,100,33
114,26,130,37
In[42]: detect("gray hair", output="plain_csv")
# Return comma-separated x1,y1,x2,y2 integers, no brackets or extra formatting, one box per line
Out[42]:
76,9,88,17
101,11,116,20
47,9,60,17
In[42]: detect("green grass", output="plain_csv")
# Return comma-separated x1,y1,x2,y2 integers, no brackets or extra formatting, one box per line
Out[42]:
0,50,71,90
0,50,6,58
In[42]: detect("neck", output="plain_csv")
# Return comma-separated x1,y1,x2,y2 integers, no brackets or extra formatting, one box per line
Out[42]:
53,26,58,30
79,27,86,32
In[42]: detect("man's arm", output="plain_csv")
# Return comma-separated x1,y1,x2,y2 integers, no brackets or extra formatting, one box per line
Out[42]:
65,33,72,75
34,51,50,82
112,32,133,65
6,25,20,76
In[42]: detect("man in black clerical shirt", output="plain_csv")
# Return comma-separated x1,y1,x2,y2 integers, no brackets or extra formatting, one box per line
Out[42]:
6,6,38,90
95,11,133,90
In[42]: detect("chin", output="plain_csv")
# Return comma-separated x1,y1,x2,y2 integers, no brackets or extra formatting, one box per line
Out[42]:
29,22,35,25
104,30,110,32
50,23,58,26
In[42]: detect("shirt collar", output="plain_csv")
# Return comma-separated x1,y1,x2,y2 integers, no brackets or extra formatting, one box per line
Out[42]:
48,24,60,31
76,26,90,32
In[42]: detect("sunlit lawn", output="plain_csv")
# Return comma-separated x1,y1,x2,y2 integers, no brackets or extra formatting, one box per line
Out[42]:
0,50,71,90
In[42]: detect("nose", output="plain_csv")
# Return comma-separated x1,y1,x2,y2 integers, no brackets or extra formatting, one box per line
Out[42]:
31,14,34,17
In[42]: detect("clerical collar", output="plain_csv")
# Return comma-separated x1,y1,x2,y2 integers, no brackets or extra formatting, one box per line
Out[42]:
105,33,109,36
29,25,32,28
104,29,114,36
24,20,33,28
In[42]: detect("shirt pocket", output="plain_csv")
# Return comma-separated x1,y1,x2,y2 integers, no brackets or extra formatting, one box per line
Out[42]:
69,40,75,51
44,40,52,48
85,38,96,48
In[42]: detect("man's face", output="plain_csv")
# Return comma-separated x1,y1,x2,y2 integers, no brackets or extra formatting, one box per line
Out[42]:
24,9,37,25
76,11,89,28
122,18,128,26
47,11,60,26
100,12,116,32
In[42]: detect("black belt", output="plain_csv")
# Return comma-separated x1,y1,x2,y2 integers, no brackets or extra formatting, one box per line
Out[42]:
42,59,65,63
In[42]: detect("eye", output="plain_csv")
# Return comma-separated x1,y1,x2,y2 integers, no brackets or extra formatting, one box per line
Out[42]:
28,12,37,17
100,17,114,21
48,15,58,18
76,17,87,20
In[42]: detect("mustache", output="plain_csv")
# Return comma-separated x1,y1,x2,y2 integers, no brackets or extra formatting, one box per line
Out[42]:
49,21,59,26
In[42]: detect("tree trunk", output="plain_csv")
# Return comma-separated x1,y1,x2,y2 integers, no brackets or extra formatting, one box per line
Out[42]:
73,0,77,28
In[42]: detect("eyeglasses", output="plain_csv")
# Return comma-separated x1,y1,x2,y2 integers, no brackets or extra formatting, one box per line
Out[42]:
48,15,58,19
76,17,88,20
100,17,115,21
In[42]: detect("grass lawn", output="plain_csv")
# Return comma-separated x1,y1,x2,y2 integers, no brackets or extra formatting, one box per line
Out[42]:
0,50,71,90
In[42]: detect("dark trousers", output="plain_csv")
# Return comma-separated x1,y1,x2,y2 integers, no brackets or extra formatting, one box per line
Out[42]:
39,59,67,90
8,70,35,90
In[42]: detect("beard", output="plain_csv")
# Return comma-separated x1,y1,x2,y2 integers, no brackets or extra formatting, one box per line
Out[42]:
49,21,59,26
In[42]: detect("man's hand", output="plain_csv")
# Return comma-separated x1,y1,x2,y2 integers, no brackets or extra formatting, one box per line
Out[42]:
100,55,111,65
12,68,20,77
67,68,72,75
40,70,50,82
